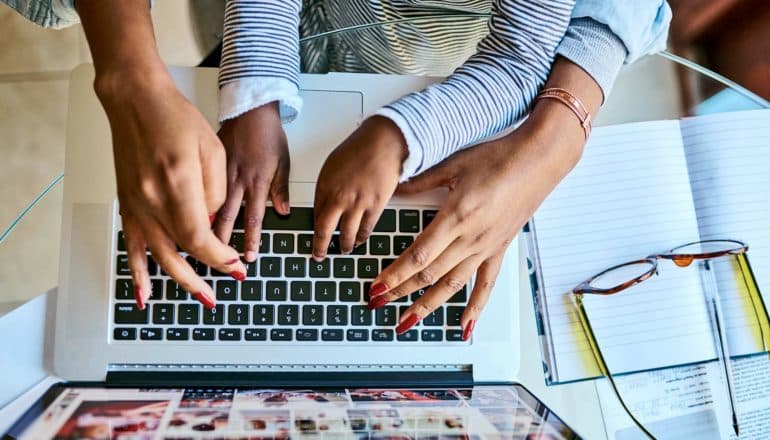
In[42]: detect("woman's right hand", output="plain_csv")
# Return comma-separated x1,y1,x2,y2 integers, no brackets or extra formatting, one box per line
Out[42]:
96,70,246,310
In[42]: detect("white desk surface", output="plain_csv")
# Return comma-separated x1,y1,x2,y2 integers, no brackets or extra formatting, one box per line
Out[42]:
0,242,607,438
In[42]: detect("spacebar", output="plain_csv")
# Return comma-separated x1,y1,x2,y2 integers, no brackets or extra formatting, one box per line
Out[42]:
263,207,314,230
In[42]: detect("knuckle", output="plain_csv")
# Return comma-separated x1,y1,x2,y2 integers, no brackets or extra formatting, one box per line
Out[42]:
443,276,465,292
466,303,482,315
184,229,209,253
217,208,238,224
245,214,263,229
409,245,430,267
416,269,434,285
413,302,432,317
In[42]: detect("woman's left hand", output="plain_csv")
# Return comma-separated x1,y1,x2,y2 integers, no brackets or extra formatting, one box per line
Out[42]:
367,102,587,339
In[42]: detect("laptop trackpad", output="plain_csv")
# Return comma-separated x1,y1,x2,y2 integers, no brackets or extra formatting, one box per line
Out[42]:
285,89,363,182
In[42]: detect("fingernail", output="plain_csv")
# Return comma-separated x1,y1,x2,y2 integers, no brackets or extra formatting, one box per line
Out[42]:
194,292,215,309
369,282,388,298
368,295,389,310
230,271,246,282
225,258,239,265
209,213,216,225
135,287,145,310
245,251,257,262
313,254,325,262
463,320,476,341
281,202,290,213
396,314,420,334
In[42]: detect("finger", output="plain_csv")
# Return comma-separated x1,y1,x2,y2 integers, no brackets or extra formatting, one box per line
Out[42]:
396,257,480,335
461,251,504,340
368,237,477,308
354,209,379,247
339,209,365,255
200,133,227,216
242,182,270,263
368,210,459,299
122,215,151,310
395,154,460,195
270,155,291,216
140,217,217,309
213,184,244,244
312,201,343,261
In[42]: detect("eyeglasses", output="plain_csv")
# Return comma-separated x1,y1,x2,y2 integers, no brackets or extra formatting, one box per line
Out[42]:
571,239,770,439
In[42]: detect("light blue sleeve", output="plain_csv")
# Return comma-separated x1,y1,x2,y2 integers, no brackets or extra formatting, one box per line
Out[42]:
1,0,79,28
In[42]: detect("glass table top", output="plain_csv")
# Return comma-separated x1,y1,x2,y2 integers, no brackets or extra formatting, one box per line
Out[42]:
1,15,769,306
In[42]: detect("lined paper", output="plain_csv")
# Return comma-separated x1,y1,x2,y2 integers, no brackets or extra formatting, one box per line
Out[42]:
682,109,770,356
533,121,713,383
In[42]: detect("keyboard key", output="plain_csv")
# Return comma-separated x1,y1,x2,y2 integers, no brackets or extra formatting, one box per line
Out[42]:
219,328,241,341
116,278,133,300
193,328,215,341
393,236,413,255
270,328,293,341
374,209,396,232
166,328,189,341
327,235,342,255
114,327,136,340
333,258,355,278
166,281,187,300
397,330,419,341
448,286,468,303
352,242,367,255
302,305,323,325
259,233,270,254
369,235,390,255
347,329,369,341
447,307,463,326
116,254,131,275
241,281,262,301
446,329,464,341
216,280,238,301
290,281,311,301
372,329,394,341
422,210,438,228
245,328,267,341
203,305,225,325
273,233,295,254
309,258,330,278
146,255,158,276
266,281,288,301
411,288,428,302
381,258,395,271
229,232,244,253
149,280,163,300
421,330,443,342
253,305,275,325
322,329,344,341
117,231,126,251
423,308,444,326
152,304,174,325
115,304,148,324
185,256,208,276
375,306,398,326
263,206,314,231
260,257,281,277
297,234,313,254
399,210,420,233
244,260,258,277
277,305,299,325
140,328,162,340
228,304,250,325
351,306,372,326
178,304,200,325
314,282,336,302
357,259,378,279
326,306,348,326
285,257,306,277
296,329,319,341
339,282,361,302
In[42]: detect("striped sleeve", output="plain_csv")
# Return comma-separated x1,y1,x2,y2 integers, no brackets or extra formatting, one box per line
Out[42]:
376,0,576,180
218,0,303,122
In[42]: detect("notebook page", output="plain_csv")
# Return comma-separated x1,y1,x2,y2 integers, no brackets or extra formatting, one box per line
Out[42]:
682,109,770,356
533,121,715,383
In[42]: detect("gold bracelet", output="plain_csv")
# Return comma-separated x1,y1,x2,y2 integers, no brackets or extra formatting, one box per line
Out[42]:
534,87,592,140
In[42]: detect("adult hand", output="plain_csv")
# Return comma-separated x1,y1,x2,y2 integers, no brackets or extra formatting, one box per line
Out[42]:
99,72,245,311
215,102,290,262
366,101,588,340
312,116,408,258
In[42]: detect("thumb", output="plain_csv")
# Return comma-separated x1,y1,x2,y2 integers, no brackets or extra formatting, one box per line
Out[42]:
396,156,459,195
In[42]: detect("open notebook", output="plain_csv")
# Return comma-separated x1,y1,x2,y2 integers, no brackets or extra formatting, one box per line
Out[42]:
527,109,770,385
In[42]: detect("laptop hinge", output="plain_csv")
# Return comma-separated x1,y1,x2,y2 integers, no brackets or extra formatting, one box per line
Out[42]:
106,369,473,388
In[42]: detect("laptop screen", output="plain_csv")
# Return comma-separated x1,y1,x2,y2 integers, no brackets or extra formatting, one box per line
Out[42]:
10,385,580,439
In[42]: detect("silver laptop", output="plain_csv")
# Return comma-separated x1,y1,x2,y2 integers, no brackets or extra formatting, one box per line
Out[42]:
52,65,520,385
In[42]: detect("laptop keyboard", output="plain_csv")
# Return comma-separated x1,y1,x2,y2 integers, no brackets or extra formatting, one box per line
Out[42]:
111,207,469,344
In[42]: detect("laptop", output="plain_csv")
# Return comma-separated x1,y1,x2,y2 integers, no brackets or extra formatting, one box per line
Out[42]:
2,65,582,439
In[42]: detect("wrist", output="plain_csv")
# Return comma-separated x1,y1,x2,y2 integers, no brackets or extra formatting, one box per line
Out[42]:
94,63,174,109
365,116,409,163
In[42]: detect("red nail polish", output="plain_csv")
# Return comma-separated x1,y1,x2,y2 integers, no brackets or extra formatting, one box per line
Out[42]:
463,320,476,341
225,258,239,265
230,271,246,281
369,282,388,298
209,213,216,225
396,314,420,334
194,292,215,309
368,295,389,310
135,287,145,310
